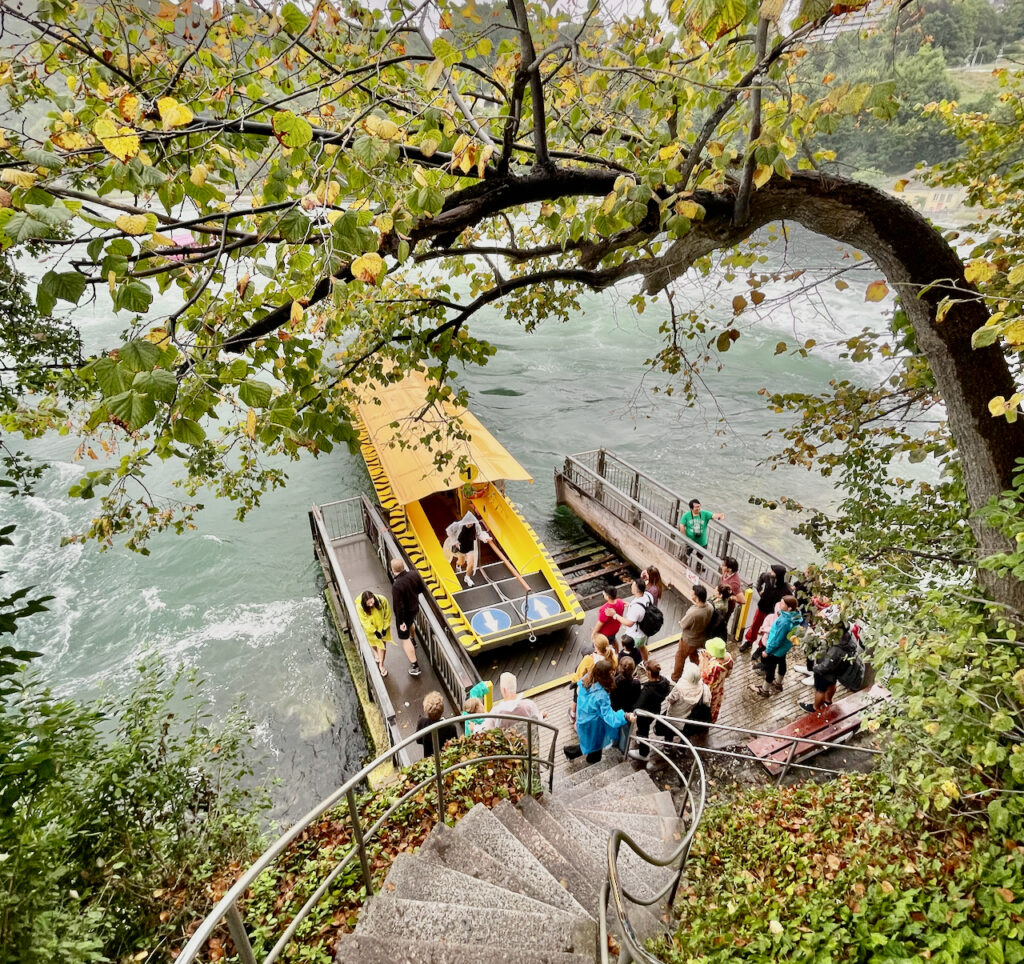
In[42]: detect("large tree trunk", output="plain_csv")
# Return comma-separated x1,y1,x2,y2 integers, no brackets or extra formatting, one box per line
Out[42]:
635,173,1024,613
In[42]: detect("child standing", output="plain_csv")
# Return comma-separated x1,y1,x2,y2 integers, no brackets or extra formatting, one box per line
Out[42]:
749,595,802,697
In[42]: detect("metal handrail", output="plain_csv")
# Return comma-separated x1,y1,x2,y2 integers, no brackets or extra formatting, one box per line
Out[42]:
599,707,882,963
174,712,559,964
309,502,403,756
598,715,707,964
562,450,790,588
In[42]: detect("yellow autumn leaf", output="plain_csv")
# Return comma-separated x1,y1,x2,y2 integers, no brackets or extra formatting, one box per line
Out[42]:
351,252,384,284
363,114,401,140
964,260,996,284
115,213,151,236
289,300,304,325
420,136,439,158
601,191,617,215
143,326,170,346
893,178,909,193
108,270,116,294
658,143,680,162
423,57,445,90
0,169,37,189
1004,319,1024,345
374,213,393,234
51,129,92,151
93,117,140,162
119,93,140,122
476,143,494,178
674,200,704,220
245,408,257,440
0,61,13,86
190,163,209,187
835,279,849,291
1007,264,1024,286
865,280,889,302
706,141,724,158
752,165,772,189
157,96,194,130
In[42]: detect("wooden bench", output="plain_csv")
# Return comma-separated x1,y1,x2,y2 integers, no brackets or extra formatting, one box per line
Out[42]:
746,683,890,777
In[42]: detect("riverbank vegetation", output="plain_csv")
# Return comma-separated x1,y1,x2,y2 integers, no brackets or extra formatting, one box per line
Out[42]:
0,638,266,964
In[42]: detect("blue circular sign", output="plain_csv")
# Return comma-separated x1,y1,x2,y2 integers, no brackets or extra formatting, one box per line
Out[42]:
522,594,561,620
472,608,513,635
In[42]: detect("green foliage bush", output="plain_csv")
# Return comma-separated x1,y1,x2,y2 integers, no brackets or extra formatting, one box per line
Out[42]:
657,776,1024,964
0,658,268,964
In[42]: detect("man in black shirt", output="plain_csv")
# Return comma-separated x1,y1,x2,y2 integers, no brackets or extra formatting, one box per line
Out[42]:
390,557,425,677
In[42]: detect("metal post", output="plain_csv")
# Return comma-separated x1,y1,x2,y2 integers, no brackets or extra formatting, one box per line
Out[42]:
777,741,798,786
225,903,258,964
346,787,375,896
432,735,446,822
526,722,534,796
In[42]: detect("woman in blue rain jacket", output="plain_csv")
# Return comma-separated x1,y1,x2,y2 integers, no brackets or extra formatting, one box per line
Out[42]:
563,660,636,763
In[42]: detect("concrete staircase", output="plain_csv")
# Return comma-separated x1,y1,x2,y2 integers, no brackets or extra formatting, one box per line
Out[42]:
334,751,683,963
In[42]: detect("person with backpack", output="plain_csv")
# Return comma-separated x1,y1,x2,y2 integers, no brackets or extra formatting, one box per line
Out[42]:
626,659,672,763
707,584,732,642
741,563,791,652
800,607,865,713
619,578,663,668
673,583,713,682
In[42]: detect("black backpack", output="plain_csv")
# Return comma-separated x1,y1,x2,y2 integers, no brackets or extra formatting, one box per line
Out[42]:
637,598,664,637
706,606,728,641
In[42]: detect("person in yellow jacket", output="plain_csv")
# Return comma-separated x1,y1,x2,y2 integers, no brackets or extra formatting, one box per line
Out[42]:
357,590,393,678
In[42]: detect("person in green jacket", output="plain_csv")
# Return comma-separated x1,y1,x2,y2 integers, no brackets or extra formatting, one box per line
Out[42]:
678,499,724,548
357,590,393,678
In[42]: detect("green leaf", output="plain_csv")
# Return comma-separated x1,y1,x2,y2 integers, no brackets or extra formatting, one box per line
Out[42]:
3,212,49,243
22,147,63,170
431,36,461,68
171,417,206,445
91,357,131,397
132,368,177,403
118,339,161,373
113,280,153,314
106,389,158,429
39,270,87,309
280,1,309,33
972,325,1000,349
271,110,313,149
275,209,311,243
238,380,273,408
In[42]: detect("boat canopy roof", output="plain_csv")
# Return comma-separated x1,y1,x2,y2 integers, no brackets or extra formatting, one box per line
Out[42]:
353,370,532,506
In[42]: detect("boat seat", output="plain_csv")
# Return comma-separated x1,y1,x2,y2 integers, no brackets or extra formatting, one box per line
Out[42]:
454,570,568,639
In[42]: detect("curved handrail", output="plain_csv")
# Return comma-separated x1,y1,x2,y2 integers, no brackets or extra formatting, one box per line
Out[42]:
174,712,559,964
599,712,708,964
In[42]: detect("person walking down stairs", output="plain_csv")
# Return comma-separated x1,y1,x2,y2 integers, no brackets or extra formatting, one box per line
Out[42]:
564,660,636,763
334,749,686,963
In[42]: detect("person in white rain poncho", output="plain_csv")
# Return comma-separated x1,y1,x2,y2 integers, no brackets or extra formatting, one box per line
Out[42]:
444,511,492,587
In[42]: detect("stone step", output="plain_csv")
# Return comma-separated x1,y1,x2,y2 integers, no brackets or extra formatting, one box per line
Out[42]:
382,853,581,919
559,761,636,801
567,770,663,810
562,747,624,782
454,804,590,919
492,800,600,916
355,895,596,955
418,821,579,913
542,800,675,904
570,808,681,847
569,786,677,820
334,934,593,964
519,795,605,882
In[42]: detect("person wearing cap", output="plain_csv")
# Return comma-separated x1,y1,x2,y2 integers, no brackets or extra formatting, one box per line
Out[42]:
699,637,734,724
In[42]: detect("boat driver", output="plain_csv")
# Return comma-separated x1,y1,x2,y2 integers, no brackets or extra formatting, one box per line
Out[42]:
445,511,491,587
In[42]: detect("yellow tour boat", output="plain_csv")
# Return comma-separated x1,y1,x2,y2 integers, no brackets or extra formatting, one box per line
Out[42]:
353,371,585,653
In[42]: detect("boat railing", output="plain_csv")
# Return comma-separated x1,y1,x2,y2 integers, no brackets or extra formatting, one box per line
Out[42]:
360,495,480,706
561,450,789,590
173,714,559,964
310,500,405,759
600,711,881,964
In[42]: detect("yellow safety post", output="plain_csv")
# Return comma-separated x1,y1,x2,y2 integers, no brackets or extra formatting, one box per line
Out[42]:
736,587,754,642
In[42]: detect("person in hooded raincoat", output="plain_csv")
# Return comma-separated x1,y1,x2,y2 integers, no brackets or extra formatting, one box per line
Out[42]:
563,660,636,763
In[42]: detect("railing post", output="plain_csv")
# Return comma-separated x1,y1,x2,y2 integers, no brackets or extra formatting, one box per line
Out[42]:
777,741,798,786
225,903,258,964
346,787,375,896
432,735,446,822
526,721,534,796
